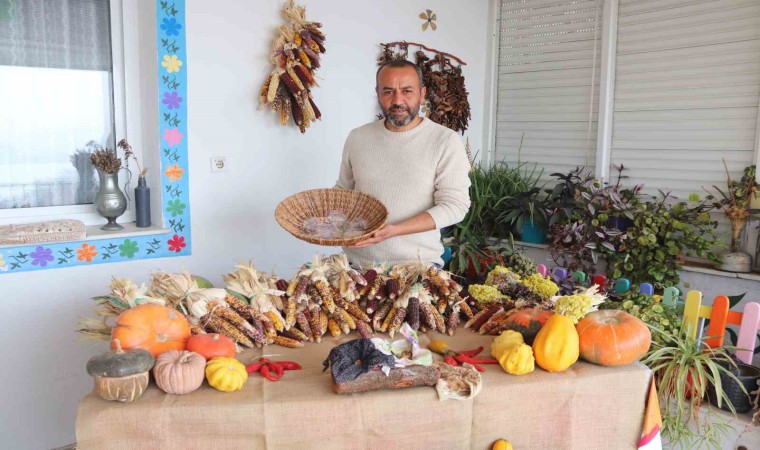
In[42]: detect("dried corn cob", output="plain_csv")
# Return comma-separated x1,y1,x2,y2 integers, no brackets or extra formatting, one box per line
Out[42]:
223,294,254,321
406,297,420,331
283,327,309,342
372,302,392,331
419,302,437,330
296,311,313,341
348,269,368,286
286,275,300,296
479,310,512,335
276,279,289,292
190,323,206,335
355,320,372,339
447,306,460,336
291,95,305,133
208,301,254,332
327,318,341,337
319,309,329,336
426,267,451,296
283,297,296,329
201,314,254,348
363,269,377,284
388,307,407,338
266,71,281,104
336,298,370,322
280,71,301,96
459,299,474,319
366,276,383,299
293,274,310,302
279,94,291,125
338,307,357,330
303,46,320,68
286,66,305,92
380,307,398,333
436,296,448,315
309,306,322,342
366,298,379,315
272,335,304,348
294,64,315,87
430,305,446,333
468,305,503,331
301,92,316,123
314,279,336,313
259,74,272,106
385,277,399,299
268,311,285,332
333,307,351,334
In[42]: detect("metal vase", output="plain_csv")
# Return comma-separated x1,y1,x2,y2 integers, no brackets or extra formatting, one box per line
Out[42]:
95,168,127,231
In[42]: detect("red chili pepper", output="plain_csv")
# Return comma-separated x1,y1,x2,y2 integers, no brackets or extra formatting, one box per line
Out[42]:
246,363,262,373
270,362,285,379
258,357,271,364
454,354,486,372
279,361,302,371
457,346,484,358
464,357,499,365
443,355,459,366
260,364,280,382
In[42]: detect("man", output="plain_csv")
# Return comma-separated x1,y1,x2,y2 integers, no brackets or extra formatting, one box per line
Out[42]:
335,59,471,268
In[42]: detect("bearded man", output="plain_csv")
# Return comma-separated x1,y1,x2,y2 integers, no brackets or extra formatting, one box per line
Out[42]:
335,59,471,268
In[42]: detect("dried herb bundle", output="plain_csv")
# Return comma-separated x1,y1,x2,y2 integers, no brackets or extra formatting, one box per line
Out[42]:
259,0,325,133
89,146,122,174
378,42,471,134
117,139,146,177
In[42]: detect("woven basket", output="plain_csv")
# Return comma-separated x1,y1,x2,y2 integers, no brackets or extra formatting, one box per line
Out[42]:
275,188,388,246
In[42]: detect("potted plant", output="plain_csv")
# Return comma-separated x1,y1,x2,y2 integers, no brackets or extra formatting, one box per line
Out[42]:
496,186,549,244
705,162,759,272
643,327,744,448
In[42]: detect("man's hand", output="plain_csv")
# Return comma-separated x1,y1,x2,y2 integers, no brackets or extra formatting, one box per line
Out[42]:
348,212,437,248
350,224,399,248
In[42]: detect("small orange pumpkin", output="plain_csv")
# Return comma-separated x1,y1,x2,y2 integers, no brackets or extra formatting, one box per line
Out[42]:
111,304,191,357
503,308,554,344
187,333,237,360
576,310,651,366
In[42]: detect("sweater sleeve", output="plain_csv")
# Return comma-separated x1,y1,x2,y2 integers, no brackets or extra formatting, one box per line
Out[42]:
334,132,355,190
426,132,471,228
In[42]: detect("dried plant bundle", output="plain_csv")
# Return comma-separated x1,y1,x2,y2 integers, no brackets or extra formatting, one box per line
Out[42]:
89,146,122,174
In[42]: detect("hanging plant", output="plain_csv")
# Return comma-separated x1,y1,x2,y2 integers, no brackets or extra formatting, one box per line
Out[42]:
259,0,325,133
378,42,471,134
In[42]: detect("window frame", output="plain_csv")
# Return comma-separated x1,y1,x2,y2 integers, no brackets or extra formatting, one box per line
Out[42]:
0,0,191,273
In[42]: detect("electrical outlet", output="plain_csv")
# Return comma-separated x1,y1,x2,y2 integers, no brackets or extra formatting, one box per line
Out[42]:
210,156,228,173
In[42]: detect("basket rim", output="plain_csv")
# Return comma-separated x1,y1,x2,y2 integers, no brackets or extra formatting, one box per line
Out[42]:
274,188,389,246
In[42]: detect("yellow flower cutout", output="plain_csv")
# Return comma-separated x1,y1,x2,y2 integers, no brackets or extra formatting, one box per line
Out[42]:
164,164,185,182
162,54,183,73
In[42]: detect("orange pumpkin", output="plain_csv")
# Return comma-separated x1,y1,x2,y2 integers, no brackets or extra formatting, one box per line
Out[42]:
503,308,554,344
576,310,651,366
187,333,237,360
111,304,191,357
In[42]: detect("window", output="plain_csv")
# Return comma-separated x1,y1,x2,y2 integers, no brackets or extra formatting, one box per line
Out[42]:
0,0,139,225
0,0,191,274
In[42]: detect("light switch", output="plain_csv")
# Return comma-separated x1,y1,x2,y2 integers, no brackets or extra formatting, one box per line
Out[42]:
211,156,228,173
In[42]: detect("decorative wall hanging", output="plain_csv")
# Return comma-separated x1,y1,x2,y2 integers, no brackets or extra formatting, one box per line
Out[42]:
259,0,325,133
419,9,437,31
0,0,191,274
378,42,470,134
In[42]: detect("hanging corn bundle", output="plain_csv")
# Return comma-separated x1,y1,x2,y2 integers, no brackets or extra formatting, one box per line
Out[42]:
259,0,325,133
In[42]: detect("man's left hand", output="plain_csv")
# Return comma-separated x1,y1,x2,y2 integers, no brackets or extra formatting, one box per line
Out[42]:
350,224,399,248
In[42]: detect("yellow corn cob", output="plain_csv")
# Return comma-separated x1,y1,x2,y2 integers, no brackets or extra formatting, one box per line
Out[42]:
427,267,451,296
298,49,311,68
319,310,328,336
338,299,370,322
327,318,341,337
459,300,474,319
301,92,317,122
338,307,356,330
431,306,446,333
268,311,284,332
280,94,291,125
294,33,302,46
208,301,254,332
332,307,351,334
201,314,254,348
419,302,437,330
388,307,406,338
286,66,305,92
314,280,336,313
380,307,398,333
372,302,392,331
259,74,272,105
310,41,320,53
266,71,280,104
287,327,309,342
223,295,255,321
437,297,448,315
272,335,304,348
286,275,300,296
284,298,296,329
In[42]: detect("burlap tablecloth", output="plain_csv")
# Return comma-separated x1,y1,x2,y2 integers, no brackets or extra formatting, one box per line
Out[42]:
76,332,651,449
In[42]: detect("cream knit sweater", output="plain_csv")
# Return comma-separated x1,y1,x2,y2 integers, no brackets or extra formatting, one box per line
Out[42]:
335,118,471,267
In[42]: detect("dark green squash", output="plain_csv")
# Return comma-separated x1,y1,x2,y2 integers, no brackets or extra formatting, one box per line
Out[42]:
86,339,155,402
503,308,554,344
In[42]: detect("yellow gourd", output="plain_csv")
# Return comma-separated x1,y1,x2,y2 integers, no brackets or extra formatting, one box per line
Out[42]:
205,357,248,392
492,439,513,450
498,343,535,375
491,330,525,359
532,314,579,372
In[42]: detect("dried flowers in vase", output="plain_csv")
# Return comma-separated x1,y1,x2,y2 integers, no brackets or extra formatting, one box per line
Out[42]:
89,145,122,174
117,139,147,178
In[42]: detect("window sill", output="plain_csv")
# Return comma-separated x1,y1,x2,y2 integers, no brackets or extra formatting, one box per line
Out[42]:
680,261,760,282
0,223,171,249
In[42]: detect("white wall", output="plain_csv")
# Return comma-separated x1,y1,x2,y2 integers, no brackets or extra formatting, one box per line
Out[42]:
0,1,492,448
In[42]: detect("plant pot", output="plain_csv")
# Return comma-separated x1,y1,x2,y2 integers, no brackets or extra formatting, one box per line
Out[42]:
520,220,546,244
707,361,760,413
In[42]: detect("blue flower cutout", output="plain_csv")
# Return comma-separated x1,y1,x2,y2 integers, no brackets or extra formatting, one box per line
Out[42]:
161,17,182,37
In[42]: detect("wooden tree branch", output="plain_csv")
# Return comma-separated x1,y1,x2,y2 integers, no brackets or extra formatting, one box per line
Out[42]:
382,41,467,66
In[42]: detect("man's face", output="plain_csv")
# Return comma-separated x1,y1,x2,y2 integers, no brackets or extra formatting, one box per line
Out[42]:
376,66,426,128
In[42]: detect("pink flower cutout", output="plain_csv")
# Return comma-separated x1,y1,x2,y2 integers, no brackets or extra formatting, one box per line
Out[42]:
163,127,184,147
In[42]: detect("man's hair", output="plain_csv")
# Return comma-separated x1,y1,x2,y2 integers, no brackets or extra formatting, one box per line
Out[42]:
375,59,424,88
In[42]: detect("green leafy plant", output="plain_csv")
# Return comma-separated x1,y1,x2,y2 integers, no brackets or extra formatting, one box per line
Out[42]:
495,186,549,237
704,162,759,252
643,328,743,449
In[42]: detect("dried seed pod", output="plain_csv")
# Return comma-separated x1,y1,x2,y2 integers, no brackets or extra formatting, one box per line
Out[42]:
388,307,406,338
372,302,392,331
296,311,313,341
406,297,420,331
355,320,372,339
327,318,341,337
201,314,254,348
380,307,398,333
272,335,304,348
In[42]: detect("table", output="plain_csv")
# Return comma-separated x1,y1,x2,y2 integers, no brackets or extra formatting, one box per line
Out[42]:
76,332,651,449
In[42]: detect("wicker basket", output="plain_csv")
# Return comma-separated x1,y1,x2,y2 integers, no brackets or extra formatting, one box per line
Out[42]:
275,188,388,246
